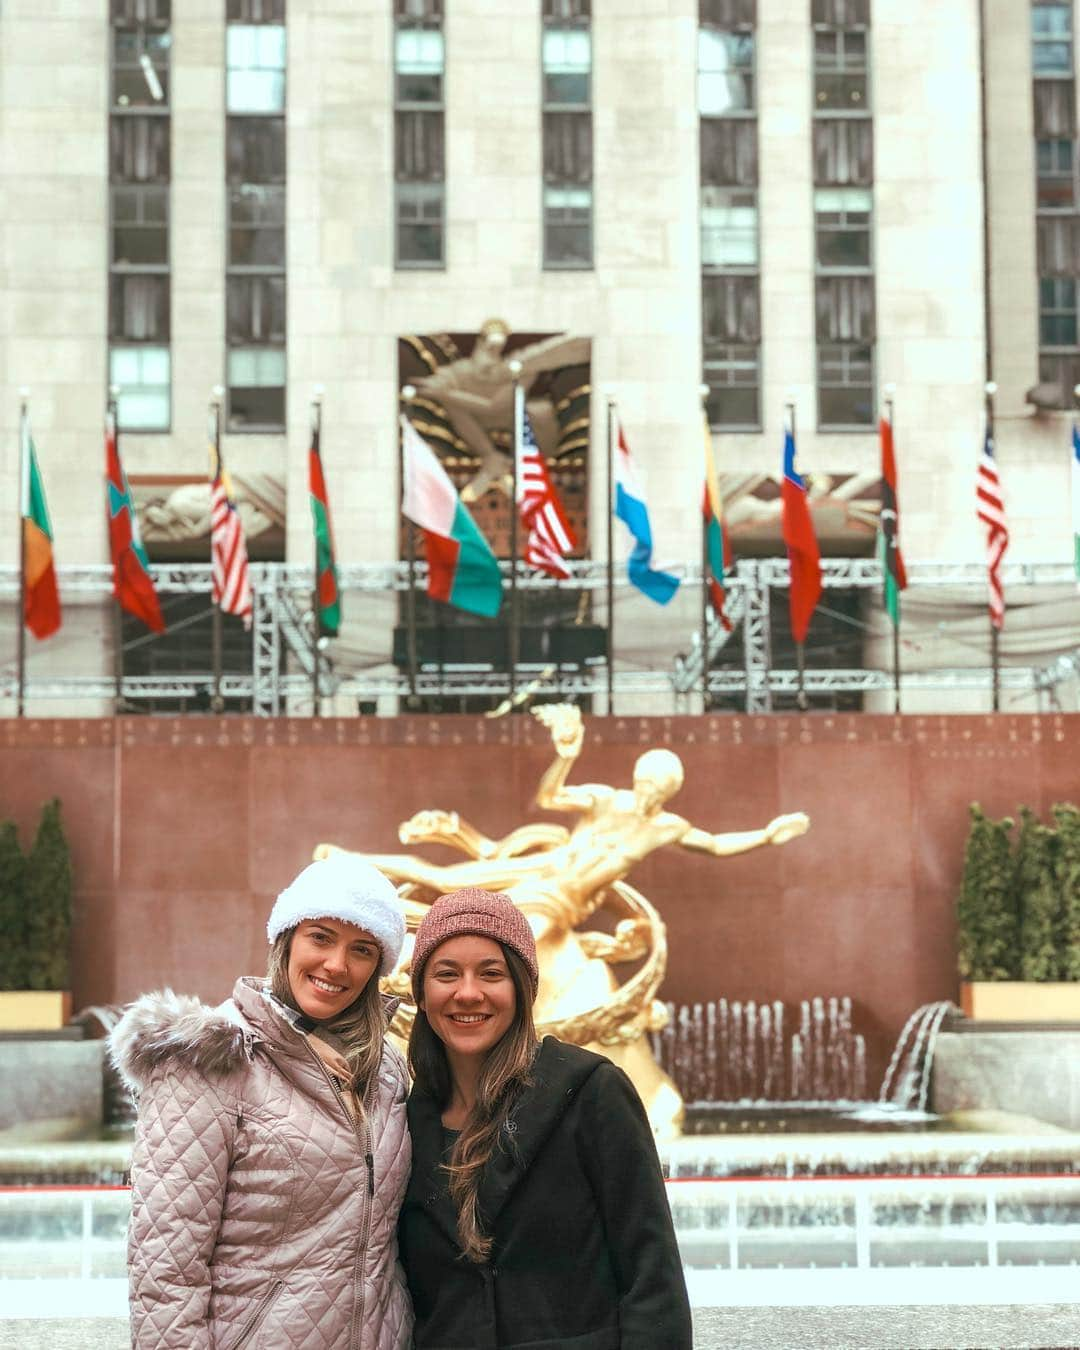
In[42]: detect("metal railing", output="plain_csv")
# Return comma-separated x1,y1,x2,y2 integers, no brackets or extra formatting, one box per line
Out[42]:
1,560,1077,712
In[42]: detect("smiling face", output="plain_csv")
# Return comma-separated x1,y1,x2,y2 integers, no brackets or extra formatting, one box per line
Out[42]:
419,935,517,1065
286,918,381,1022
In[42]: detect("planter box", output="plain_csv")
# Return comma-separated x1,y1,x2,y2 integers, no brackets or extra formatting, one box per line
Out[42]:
0,991,72,1032
0,1039,103,1141
932,1029,1080,1131
960,981,1080,1022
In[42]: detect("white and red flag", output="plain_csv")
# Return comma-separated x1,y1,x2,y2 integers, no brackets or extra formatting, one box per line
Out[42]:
976,423,1009,630
515,403,576,580
209,418,253,629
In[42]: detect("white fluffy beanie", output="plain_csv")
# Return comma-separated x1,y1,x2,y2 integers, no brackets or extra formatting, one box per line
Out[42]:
267,855,406,976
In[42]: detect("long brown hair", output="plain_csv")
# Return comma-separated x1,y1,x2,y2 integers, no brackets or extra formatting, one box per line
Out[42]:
266,927,387,1097
408,944,538,1263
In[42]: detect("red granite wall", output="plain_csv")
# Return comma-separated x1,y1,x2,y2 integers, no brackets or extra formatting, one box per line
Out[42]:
2,713,1076,1088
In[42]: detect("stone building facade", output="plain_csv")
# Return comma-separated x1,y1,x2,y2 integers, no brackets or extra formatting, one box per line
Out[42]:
0,1,1077,716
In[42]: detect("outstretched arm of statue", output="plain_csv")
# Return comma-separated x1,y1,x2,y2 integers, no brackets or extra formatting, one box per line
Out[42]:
399,809,497,859
679,811,810,858
532,704,597,813
397,808,571,861
514,332,592,381
313,843,522,893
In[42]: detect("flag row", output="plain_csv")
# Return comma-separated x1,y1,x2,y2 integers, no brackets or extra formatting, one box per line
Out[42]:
18,395,1075,650
18,398,340,645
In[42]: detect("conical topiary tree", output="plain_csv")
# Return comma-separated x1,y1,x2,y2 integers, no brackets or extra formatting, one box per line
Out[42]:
23,799,72,992
1017,809,1061,982
957,803,1018,981
0,821,27,991
1053,802,1080,982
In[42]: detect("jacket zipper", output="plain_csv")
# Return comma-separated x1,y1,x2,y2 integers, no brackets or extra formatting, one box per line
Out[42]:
349,1077,377,1350
230,1277,283,1350
304,1044,377,1350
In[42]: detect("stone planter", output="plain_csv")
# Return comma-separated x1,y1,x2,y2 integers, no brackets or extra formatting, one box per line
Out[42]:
0,991,72,1032
960,981,1080,1022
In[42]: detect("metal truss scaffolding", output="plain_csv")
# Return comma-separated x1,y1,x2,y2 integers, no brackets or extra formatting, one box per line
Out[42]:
0,560,1077,712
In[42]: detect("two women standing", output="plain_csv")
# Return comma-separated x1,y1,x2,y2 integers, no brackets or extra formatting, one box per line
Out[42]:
111,865,691,1349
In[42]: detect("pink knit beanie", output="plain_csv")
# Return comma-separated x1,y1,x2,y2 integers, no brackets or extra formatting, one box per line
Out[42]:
411,888,539,1002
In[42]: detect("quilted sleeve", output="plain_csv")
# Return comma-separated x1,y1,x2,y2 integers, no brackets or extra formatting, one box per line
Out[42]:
128,1063,237,1349
577,1063,693,1350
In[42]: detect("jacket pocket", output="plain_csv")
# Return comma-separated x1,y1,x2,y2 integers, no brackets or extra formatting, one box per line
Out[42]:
226,1279,284,1350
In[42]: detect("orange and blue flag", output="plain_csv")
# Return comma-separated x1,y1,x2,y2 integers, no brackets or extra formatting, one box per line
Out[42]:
702,417,732,630
780,426,822,644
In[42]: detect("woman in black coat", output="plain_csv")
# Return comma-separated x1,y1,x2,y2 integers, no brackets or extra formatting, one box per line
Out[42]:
398,887,692,1350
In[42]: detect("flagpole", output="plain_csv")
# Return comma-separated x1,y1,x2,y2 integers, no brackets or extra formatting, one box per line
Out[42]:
1074,383,1080,594
508,360,523,713
210,387,224,715
606,396,615,716
884,385,901,715
985,380,1000,712
400,390,419,707
311,388,323,719
785,398,808,712
16,389,29,719
700,384,711,714
109,387,125,716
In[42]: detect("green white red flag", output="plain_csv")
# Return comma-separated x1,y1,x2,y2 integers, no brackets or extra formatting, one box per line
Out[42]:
878,414,908,627
21,410,61,639
400,415,502,618
106,407,165,633
309,417,341,637
702,416,732,630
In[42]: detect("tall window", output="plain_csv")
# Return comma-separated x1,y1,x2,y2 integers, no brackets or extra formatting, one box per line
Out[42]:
226,0,286,429
812,0,874,427
700,0,760,428
109,0,171,430
543,0,593,268
1033,2,1080,404
395,0,445,268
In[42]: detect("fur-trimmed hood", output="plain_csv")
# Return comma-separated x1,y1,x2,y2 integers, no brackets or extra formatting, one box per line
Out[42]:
108,988,253,1094
109,977,404,1095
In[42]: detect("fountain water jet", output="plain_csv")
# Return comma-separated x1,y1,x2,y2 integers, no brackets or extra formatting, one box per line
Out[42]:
652,996,868,1104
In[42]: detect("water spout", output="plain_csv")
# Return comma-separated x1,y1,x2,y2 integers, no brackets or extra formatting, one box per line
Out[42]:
878,1001,957,1111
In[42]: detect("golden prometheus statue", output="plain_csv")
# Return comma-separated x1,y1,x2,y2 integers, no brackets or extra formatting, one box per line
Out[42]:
315,704,809,1137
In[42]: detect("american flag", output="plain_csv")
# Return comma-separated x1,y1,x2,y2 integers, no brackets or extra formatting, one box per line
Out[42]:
210,437,253,629
976,424,1009,631
516,409,576,579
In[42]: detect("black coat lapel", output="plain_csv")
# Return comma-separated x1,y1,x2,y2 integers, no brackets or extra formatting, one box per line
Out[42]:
406,1091,462,1249
474,1038,594,1231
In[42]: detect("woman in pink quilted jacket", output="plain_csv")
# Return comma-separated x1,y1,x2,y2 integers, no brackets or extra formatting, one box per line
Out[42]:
109,855,413,1350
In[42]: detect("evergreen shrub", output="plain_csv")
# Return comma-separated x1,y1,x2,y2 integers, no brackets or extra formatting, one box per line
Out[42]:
0,821,27,990
22,799,72,992
958,801,1080,983
1054,803,1080,982
956,804,1017,981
